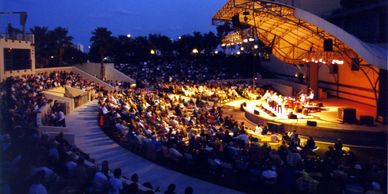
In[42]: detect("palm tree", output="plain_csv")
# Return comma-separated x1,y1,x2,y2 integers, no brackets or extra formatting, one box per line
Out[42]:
90,27,114,79
30,26,49,67
148,34,173,56
50,27,73,66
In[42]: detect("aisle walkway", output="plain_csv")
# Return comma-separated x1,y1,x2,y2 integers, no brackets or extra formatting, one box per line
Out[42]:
66,100,243,194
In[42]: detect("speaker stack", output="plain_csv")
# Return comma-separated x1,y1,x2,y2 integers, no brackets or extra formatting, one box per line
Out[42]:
307,120,317,127
359,115,374,126
351,58,360,71
324,39,333,52
338,108,357,124
232,14,240,28
288,113,297,119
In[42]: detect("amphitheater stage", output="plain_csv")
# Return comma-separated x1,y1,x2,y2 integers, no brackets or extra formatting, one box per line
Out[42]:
226,99,387,148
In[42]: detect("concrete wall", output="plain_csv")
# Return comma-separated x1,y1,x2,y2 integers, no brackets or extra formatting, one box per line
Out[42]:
105,63,135,83
42,91,75,114
35,66,73,74
0,38,36,81
76,63,101,78
36,105,75,145
72,66,114,91
76,63,135,84
45,87,66,97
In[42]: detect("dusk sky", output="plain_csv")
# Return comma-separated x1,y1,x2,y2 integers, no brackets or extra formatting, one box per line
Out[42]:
1,0,226,48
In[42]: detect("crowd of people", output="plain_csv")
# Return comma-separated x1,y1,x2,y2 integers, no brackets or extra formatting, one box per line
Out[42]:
0,61,386,194
115,60,242,87
98,85,386,194
0,71,194,194
103,78,132,91
0,71,103,129
103,60,386,193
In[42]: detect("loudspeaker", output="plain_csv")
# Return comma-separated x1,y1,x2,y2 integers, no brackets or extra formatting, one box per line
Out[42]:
232,14,240,28
330,63,338,74
324,39,333,52
338,108,357,123
254,110,260,115
360,115,374,126
288,113,297,119
351,58,360,71
307,120,317,127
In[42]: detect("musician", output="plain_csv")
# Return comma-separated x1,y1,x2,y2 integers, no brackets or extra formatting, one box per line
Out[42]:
307,89,314,102
277,95,283,114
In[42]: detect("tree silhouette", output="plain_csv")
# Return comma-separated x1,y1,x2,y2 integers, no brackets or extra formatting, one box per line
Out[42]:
90,27,114,78
49,27,73,66
30,26,49,67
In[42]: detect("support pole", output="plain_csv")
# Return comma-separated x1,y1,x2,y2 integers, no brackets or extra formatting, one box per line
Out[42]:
307,62,319,100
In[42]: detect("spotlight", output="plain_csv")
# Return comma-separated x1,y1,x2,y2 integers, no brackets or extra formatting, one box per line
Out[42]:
192,48,199,54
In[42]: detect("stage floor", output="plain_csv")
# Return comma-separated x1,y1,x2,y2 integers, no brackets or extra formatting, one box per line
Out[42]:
225,98,387,133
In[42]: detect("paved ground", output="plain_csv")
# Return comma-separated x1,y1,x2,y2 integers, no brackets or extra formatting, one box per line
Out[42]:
66,100,244,194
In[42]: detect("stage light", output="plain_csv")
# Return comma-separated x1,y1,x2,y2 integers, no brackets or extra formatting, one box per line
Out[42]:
50,55,54,59
192,48,199,54
150,49,156,55
178,36,182,40
236,51,241,55
231,43,235,46
295,73,298,77
240,47,244,51
126,33,131,38
214,50,219,54
254,44,259,49
332,59,344,65
249,38,255,42
88,46,91,49
221,43,226,47
243,39,248,43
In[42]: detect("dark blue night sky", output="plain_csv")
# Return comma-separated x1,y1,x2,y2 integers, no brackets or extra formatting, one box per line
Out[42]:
1,0,225,48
